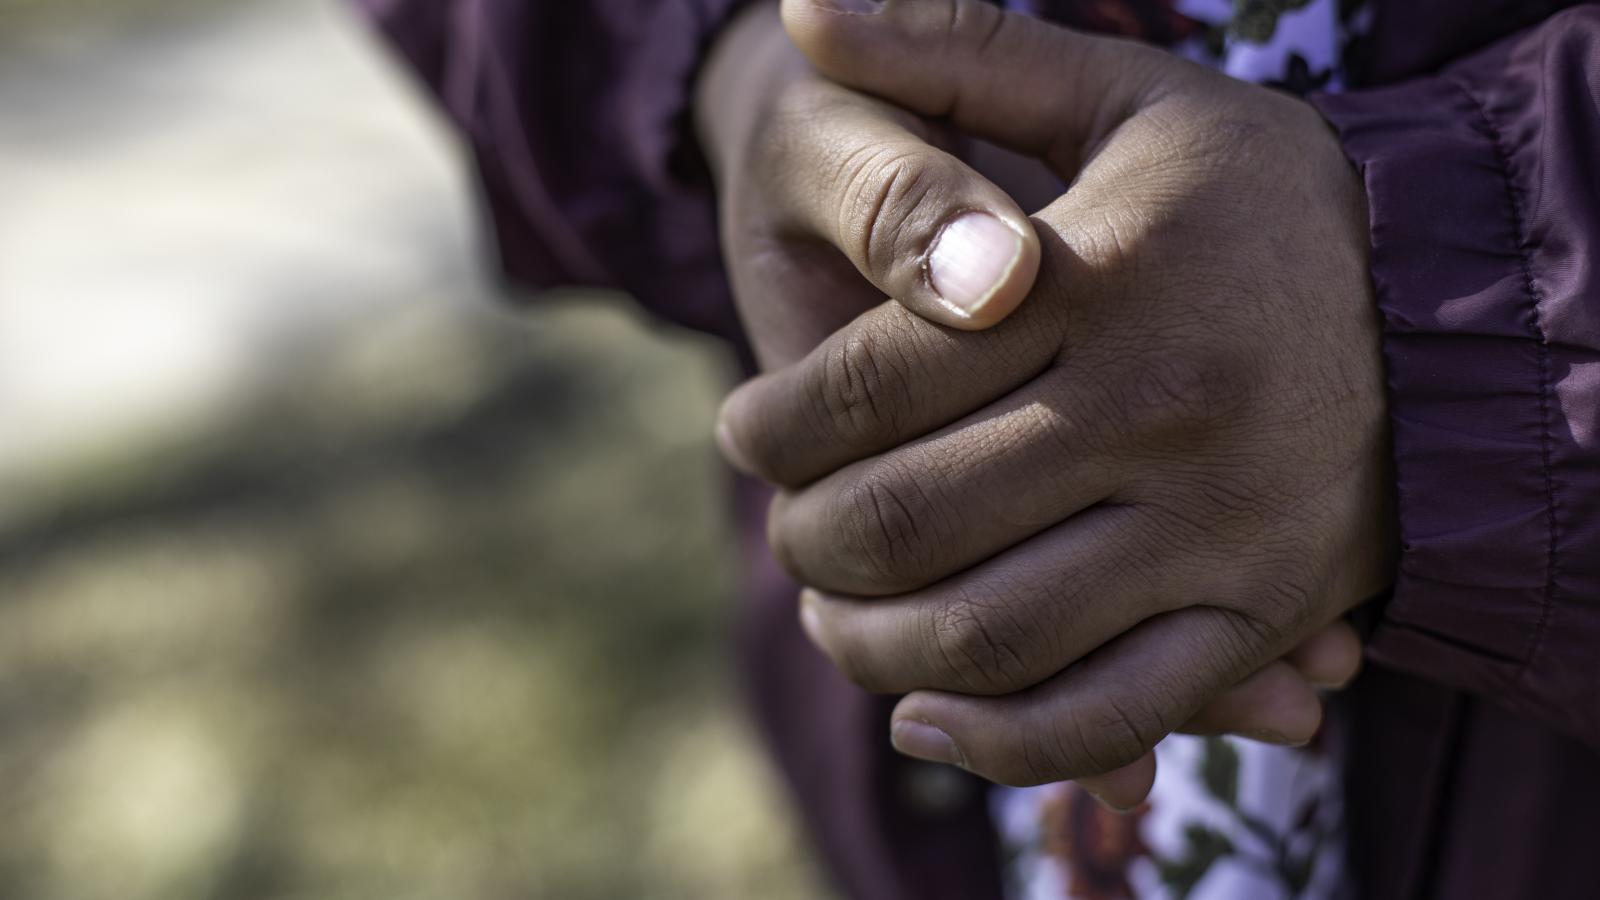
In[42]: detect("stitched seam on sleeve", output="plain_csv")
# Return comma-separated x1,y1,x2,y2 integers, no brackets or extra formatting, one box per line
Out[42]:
1447,76,1560,675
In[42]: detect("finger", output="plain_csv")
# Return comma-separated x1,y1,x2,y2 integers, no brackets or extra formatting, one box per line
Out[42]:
770,385,1123,595
782,0,1171,173
798,505,1181,694
769,79,1040,328
715,289,1062,486
1177,660,1324,745
1076,753,1156,813
1078,660,1327,813
767,342,1233,593
888,607,1277,786
1174,620,1367,744
1286,618,1363,689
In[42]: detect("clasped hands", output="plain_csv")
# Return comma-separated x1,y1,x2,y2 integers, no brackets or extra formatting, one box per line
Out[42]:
699,0,1395,808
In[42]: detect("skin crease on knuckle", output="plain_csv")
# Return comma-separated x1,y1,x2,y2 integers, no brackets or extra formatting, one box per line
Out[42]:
761,78,936,245
832,460,946,593
830,138,941,280
819,321,916,449
927,587,1035,694
1082,692,1167,772
987,692,1154,787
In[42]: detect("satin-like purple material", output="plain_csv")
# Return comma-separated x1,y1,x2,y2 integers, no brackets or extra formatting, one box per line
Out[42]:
357,2,1600,897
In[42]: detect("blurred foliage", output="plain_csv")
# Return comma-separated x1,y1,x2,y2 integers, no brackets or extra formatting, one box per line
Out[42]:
0,0,218,30
0,1,827,896
0,298,825,900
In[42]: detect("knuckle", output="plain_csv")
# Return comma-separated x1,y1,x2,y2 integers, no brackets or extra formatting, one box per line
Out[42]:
971,691,1170,788
926,590,1033,693
833,463,936,590
986,699,1155,787
836,142,941,276
990,730,1069,787
1068,693,1165,774
817,323,915,444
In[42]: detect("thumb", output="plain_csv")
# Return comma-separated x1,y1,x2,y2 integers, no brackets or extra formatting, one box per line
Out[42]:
781,0,1171,174
769,81,1043,329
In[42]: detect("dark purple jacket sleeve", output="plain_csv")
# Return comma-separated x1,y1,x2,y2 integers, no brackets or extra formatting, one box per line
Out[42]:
352,0,750,343
1312,6,1600,747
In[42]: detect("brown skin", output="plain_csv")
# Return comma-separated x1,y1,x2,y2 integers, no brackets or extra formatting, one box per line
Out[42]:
694,1,1043,366
699,0,1380,806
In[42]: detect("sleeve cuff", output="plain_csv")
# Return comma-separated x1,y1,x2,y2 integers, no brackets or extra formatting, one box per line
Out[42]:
1312,75,1553,680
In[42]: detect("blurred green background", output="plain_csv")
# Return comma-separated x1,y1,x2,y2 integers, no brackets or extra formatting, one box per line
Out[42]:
0,1,823,897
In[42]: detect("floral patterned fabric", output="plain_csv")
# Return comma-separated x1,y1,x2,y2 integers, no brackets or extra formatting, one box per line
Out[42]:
994,733,1348,900
993,2,1366,898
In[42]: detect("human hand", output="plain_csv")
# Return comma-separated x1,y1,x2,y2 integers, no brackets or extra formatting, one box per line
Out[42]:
695,2,1041,368
715,0,1395,799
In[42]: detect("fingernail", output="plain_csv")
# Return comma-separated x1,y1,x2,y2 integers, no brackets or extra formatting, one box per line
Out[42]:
713,418,753,474
1081,786,1137,814
1243,728,1309,747
817,0,884,13
891,720,965,767
927,211,1023,318
798,591,824,645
